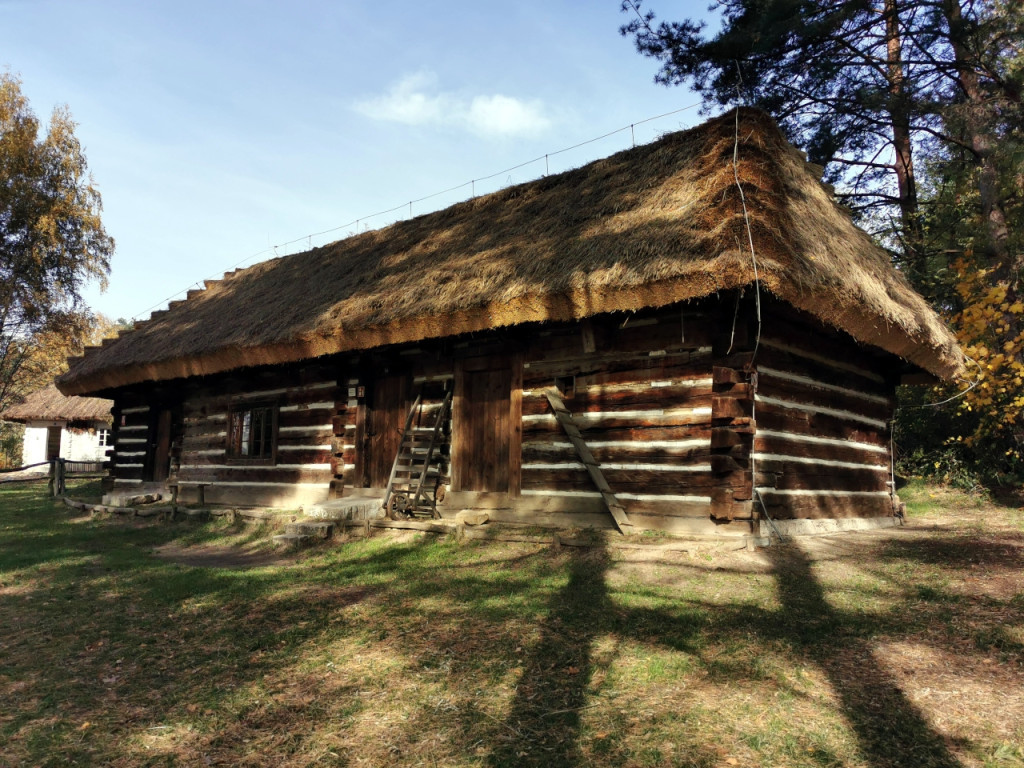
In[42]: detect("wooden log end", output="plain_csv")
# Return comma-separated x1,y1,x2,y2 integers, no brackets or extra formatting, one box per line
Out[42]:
713,366,745,386
711,454,744,474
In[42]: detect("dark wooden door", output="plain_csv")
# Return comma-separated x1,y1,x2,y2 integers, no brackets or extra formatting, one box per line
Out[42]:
148,408,174,482
45,427,62,460
368,373,410,488
455,364,512,492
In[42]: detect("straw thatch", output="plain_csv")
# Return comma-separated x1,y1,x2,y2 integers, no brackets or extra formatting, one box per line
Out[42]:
58,108,964,396
2,385,112,424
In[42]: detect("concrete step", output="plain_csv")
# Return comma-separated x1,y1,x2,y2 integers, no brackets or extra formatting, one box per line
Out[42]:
235,509,299,525
103,491,164,507
135,506,173,519
285,520,334,539
306,494,383,521
272,532,316,548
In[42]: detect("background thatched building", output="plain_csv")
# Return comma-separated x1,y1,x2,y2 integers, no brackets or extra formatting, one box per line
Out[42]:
57,109,964,536
2,385,113,467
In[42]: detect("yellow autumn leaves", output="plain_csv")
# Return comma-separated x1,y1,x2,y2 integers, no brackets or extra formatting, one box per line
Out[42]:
950,258,1024,464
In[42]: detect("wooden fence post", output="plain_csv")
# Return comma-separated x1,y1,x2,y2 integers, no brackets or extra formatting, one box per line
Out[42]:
48,459,56,497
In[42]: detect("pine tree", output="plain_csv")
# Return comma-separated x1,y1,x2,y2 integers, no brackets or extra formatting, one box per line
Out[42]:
622,0,1024,479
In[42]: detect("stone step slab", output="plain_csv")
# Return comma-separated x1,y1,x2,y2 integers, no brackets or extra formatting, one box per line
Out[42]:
306,495,383,522
102,487,165,507
135,506,172,518
285,520,334,539
272,532,316,549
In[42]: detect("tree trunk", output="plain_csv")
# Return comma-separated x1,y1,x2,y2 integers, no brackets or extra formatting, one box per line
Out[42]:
943,0,1014,286
884,0,923,275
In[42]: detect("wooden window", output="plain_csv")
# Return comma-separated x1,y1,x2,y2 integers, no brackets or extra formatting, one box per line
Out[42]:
227,405,277,463
97,429,110,447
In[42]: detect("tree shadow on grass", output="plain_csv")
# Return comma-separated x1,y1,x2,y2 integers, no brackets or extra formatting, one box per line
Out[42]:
483,545,725,768
0,486,982,766
765,542,965,768
0,512,449,765
486,546,611,768
482,538,969,768
881,532,1024,569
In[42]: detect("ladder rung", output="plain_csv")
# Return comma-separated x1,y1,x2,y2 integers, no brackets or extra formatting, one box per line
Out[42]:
383,390,452,515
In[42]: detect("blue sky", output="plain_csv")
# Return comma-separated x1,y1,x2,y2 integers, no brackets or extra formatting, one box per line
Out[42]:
4,0,708,323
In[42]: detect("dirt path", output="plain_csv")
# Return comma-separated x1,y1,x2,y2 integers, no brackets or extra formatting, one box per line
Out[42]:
152,542,295,569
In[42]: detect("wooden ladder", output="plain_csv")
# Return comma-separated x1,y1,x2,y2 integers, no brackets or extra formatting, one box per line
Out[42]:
382,390,453,519
543,388,633,534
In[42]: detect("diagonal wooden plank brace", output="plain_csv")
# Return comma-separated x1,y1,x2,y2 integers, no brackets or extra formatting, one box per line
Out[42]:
543,388,632,533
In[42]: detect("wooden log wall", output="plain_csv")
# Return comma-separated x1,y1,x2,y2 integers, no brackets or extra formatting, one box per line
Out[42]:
175,362,341,507
331,371,361,498
108,395,150,487
101,293,902,528
338,356,453,497
517,306,723,532
751,314,896,520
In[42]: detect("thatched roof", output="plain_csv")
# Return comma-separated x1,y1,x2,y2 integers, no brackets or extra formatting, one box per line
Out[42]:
2,385,112,424
58,108,964,395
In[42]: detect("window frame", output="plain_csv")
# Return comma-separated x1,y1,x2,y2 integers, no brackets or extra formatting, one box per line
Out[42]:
226,402,278,465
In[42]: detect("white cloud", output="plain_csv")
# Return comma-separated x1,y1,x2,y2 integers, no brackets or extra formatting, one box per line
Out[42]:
354,72,551,138
353,72,447,125
465,94,550,137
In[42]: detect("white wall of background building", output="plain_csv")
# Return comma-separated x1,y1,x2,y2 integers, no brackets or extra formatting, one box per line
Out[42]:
21,422,111,467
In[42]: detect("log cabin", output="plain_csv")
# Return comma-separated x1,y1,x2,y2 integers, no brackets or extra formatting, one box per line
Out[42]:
56,109,965,537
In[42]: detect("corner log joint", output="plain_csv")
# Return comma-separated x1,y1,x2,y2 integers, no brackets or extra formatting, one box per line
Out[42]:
710,366,755,521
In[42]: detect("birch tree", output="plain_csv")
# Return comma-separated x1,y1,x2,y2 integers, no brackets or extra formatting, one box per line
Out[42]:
0,72,113,412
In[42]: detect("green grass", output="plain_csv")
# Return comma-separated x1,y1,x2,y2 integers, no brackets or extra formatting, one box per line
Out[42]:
899,476,990,516
1,479,1022,767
